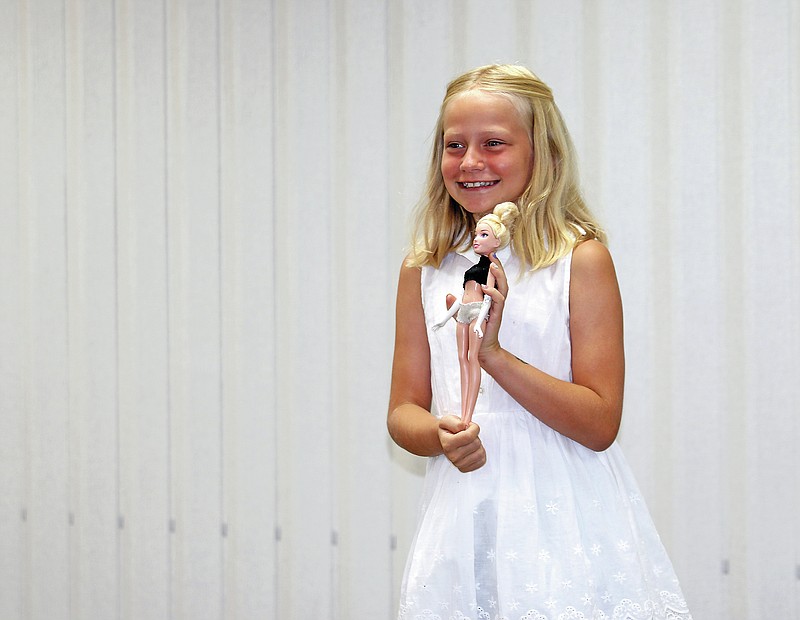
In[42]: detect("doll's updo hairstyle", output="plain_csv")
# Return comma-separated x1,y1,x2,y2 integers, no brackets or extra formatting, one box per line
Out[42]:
476,202,519,250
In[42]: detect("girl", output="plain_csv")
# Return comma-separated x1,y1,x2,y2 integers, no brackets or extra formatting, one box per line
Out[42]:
388,65,691,620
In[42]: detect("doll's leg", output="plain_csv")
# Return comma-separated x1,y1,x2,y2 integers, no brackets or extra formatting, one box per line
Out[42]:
456,322,470,422
462,321,483,426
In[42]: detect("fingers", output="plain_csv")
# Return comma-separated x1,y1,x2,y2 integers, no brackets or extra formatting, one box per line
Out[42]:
479,253,507,353
438,414,467,434
487,253,508,296
450,442,486,472
481,253,507,307
438,417,487,472
481,284,505,305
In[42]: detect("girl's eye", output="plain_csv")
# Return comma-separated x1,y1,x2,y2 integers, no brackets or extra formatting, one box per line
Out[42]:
486,140,504,147
445,141,464,150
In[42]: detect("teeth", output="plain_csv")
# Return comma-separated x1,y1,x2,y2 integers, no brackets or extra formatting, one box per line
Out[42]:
462,181,495,188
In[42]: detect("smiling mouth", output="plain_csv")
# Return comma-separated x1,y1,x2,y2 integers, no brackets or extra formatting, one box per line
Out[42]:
460,181,498,189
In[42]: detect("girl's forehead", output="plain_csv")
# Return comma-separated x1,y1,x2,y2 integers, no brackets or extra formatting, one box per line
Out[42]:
443,90,528,132
475,223,495,234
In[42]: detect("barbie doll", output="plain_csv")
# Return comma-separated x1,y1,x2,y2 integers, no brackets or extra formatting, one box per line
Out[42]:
433,201,518,425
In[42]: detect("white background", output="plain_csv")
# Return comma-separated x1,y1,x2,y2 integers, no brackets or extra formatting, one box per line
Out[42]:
1,0,798,618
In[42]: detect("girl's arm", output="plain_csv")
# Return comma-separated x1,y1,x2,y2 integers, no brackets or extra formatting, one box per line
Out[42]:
479,240,624,451
388,262,486,471
387,263,439,456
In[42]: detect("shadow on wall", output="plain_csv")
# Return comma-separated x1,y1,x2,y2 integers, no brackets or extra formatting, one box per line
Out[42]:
389,439,427,477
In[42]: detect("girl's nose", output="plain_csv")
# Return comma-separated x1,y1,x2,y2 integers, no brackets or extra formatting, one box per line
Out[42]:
460,147,484,171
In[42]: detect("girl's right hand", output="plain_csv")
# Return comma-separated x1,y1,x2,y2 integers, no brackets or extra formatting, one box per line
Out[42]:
478,253,508,358
437,415,486,472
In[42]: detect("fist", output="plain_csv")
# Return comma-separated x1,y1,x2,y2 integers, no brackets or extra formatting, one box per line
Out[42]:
437,415,486,472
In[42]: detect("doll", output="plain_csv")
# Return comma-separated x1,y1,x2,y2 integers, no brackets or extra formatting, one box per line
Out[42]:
433,201,518,425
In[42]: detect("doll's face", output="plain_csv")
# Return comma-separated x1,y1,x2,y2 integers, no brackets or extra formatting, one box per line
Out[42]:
472,224,501,255
441,90,534,221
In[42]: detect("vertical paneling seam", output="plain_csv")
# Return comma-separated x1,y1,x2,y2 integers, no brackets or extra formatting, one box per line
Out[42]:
269,2,280,615
718,0,746,613
162,0,174,616
451,0,465,71
580,0,602,213
62,0,74,614
649,0,675,538
790,0,800,608
515,0,531,65
17,1,32,617
112,0,122,617
215,0,226,617
383,2,396,613
330,2,344,617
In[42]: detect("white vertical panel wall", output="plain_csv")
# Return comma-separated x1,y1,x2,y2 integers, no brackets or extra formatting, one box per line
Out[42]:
0,1,24,618
1,1,799,619
272,0,335,615
115,1,171,618
66,2,118,619
218,1,276,617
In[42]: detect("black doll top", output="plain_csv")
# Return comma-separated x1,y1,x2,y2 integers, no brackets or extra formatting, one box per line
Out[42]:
463,255,491,287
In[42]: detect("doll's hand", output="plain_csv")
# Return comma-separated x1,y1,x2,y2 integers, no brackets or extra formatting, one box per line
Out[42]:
438,415,486,472
432,294,460,330
473,295,491,338
479,254,508,357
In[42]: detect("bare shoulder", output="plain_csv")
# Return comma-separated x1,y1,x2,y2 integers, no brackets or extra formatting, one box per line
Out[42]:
394,256,427,338
396,258,423,306
397,257,422,284
571,239,616,280
569,239,622,325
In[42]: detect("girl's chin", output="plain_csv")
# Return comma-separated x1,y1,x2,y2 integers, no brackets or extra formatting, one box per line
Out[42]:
466,207,494,222
458,199,503,220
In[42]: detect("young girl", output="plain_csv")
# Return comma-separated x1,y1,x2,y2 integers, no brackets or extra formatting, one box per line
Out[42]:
388,65,692,620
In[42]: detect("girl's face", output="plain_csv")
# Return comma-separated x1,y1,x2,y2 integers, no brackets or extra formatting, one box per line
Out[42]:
441,90,534,221
472,223,501,255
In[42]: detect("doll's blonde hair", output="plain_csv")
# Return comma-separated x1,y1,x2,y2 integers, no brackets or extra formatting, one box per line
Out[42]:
407,64,606,270
476,202,519,250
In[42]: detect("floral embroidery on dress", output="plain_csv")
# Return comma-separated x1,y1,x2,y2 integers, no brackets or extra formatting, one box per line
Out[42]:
402,588,691,620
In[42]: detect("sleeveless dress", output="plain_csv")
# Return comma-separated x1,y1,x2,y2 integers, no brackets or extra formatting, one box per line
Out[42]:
397,245,692,620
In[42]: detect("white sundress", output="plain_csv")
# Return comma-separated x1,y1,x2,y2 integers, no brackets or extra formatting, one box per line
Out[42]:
397,245,692,620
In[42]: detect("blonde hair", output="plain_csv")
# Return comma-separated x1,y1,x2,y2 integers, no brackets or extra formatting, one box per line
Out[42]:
476,201,519,249
407,64,606,270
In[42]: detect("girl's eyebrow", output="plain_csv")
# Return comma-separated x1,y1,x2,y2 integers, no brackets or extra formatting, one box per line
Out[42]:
443,127,513,139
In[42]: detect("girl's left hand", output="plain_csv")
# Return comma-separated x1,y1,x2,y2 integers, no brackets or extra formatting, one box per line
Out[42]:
438,415,486,472
478,253,508,357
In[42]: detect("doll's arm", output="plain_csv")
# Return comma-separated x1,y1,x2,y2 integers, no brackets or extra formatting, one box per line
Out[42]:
432,297,460,330
473,294,492,338
473,266,496,337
